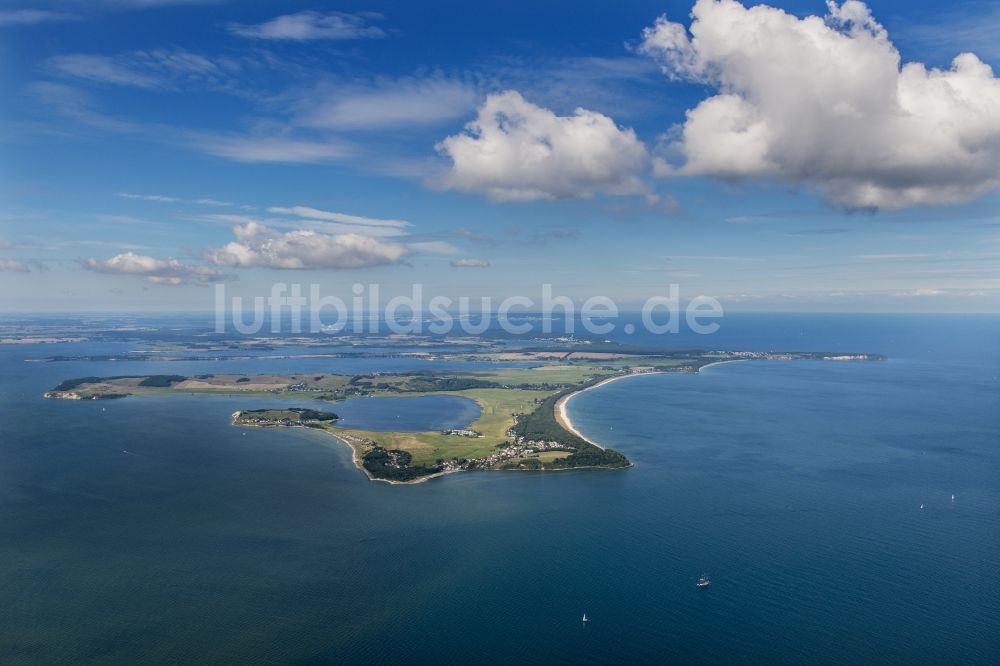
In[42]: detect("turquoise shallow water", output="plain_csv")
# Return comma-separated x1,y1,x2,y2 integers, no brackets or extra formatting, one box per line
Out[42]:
0,315,998,664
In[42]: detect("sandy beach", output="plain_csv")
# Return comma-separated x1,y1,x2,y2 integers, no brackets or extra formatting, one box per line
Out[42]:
555,374,644,449
555,360,746,449
237,361,747,483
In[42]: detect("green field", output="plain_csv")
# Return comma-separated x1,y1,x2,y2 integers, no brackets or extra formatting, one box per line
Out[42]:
42,347,872,481
471,364,613,386
326,388,554,467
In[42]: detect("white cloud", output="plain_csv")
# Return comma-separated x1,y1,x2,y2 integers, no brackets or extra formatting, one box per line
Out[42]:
856,253,931,261
297,78,478,130
0,240,14,249
0,10,77,27
451,258,490,268
203,210,410,238
206,222,408,270
246,206,411,237
201,213,259,226
49,54,161,89
901,6,1000,64
0,259,30,272
31,80,353,167
639,0,1000,209
48,48,234,90
410,241,460,254
117,192,177,202
228,11,386,41
895,288,946,297
83,252,225,285
436,90,650,201
26,81,141,134
117,192,234,206
451,227,495,245
195,135,353,163
101,0,221,6
267,206,410,231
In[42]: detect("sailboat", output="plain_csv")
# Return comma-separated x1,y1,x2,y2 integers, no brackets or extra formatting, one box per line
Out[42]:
581,613,589,623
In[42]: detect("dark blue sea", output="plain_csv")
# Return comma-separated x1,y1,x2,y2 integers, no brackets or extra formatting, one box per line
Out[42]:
0,314,997,664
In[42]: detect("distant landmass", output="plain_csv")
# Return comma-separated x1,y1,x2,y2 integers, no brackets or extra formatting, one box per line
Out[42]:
44,345,884,483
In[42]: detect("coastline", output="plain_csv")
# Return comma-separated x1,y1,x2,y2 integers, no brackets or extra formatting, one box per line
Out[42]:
697,359,748,372
555,374,643,449
555,360,747,450
235,361,752,485
234,408,464,485
235,403,619,485
329,429,460,485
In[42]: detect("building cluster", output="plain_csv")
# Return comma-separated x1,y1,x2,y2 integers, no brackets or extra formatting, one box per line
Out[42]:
442,429,482,438
711,350,778,359
380,449,411,469
434,433,574,472
495,438,571,464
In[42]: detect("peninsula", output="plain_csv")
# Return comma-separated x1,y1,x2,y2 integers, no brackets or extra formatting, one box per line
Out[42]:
43,347,884,483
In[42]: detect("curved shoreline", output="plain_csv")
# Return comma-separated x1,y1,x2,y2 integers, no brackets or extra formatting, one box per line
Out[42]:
555,360,747,450
555,374,643,449
238,362,749,484
321,430,458,485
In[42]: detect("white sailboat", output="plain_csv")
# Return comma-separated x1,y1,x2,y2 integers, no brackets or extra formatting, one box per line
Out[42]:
581,613,589,623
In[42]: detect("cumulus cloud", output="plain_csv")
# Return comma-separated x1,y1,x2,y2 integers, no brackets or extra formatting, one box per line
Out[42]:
206,222,408,270
451,258,490,268
436,90,650,201
0,259,30,272
83,252,226,285
638,0,1000,209
228,11,386,41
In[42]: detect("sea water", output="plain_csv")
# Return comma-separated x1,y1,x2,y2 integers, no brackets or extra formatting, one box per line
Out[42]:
0,314,997,663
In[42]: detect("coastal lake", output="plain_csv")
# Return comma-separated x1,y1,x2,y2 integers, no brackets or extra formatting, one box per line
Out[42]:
326,394,481,432
0,314,997,663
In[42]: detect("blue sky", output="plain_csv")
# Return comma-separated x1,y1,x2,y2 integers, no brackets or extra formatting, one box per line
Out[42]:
1,0,998,312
